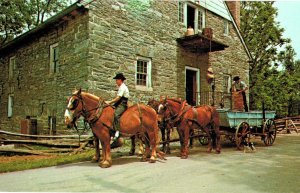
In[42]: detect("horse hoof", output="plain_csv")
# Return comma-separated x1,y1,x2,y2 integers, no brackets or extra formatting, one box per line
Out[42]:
99,161,111,168
206,148,212,153
149,156,156,163
166,149,171,154
91,156,99,163
140,157,148,162
216,150,221,154
181,155,188,159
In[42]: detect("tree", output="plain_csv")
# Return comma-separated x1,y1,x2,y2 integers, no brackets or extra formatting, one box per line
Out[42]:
0,0,71,46
240,1,289,110
277,45,300,116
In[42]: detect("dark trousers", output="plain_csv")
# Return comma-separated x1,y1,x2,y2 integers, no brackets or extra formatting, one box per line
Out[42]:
241,91,249,112
113,103,127,131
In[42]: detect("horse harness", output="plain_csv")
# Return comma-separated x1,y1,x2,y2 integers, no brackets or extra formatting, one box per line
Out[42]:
72,93,145,136
164,103,191,125
188,106,215,131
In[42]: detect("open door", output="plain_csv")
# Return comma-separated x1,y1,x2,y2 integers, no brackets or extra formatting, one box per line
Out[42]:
186,68,198,106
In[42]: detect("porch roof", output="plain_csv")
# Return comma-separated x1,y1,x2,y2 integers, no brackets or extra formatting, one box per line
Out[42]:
176,34,229,53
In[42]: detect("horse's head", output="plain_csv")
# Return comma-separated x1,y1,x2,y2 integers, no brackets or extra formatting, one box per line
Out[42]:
64,88,84,129
158,97,187,117
157,96,169,115
147,98,160,113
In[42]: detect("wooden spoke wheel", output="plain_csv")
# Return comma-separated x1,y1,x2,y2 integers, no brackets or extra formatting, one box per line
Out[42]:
235,122,250,150
263,119,277,146
199,136,209,145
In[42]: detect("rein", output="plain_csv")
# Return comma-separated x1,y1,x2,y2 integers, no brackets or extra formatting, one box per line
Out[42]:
164,100,191,124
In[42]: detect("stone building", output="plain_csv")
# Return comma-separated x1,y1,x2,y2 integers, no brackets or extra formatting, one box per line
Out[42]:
0,0,251,134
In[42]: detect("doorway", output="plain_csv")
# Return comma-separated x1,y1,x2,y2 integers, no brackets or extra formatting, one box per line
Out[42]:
186,67,200,106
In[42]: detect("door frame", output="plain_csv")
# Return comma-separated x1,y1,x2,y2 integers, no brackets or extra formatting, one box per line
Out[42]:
185,66,200,105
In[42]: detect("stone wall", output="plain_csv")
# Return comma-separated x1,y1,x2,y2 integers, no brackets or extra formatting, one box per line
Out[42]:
86,0,184,103
0,9,90,133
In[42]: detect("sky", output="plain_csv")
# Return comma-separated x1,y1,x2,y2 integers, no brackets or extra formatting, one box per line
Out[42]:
274,1,300,60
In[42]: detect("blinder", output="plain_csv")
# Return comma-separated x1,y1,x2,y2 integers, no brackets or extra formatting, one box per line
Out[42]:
69,98,79,110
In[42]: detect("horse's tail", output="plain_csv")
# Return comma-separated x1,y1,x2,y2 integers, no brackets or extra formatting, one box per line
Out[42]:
149,106,167,160
209,106,220,129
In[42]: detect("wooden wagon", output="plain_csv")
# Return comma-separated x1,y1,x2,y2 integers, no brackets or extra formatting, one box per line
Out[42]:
216,110,277,149
192,109,277,149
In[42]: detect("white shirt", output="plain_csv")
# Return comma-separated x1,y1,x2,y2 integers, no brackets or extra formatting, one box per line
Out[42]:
117,83,130,98
233,81,247,91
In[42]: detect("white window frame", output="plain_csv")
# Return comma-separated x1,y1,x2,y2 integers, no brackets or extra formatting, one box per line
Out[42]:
8,94,13,118
198,7,205,32
185,66,200,105
49,43,59,74
135,57,152,91
223,74,232,93
9,56,16,81
179,2,206,34
224,19,229,35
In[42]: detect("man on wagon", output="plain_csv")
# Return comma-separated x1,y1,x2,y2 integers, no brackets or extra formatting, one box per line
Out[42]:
105,73,130,140
232,76,249,112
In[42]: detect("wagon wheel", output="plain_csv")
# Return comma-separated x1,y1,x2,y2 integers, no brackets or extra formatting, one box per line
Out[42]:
199,136,209,145
263,119,276,146
235,122,251,150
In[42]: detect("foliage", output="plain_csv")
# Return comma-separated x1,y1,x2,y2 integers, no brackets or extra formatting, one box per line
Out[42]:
241,1,300,116
0,0,71,46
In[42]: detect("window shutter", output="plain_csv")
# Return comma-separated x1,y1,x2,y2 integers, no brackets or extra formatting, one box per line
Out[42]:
178,2,184,23
8,95,13,117
198,9,203,31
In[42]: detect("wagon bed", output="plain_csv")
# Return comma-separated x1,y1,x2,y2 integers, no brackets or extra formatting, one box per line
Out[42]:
218,110,276,128
215,109,277,149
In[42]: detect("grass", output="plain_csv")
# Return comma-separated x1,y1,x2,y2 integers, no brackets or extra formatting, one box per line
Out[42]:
0,150,95,173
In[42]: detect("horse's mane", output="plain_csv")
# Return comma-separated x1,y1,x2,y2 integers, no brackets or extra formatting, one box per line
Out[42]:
167,98,183,104
82,92,100,101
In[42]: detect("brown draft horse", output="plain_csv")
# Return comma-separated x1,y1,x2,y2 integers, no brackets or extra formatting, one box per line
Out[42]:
158,98,221,159
147,99,173,154
64,89,160,168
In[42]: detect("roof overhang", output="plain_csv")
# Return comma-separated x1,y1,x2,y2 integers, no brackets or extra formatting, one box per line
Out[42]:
176,34,229,53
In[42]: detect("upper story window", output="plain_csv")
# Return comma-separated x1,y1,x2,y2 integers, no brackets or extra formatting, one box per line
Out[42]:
49,43,59,74
136,57,152,90
224,19,229,35
9,56,16,81
178,2,206,33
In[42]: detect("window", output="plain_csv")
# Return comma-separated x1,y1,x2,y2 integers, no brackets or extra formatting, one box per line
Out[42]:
224,20,229,35
50,43,59,74
9,56,16,80
136,58,152,89
8,94,13,118
178,2,205,33
223,75,231,93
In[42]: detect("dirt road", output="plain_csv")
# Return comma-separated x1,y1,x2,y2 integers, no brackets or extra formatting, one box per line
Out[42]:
0,134,299,193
